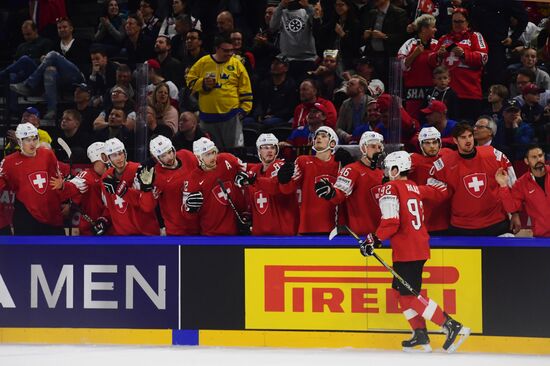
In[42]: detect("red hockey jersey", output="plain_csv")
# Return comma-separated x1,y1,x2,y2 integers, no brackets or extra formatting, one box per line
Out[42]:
330,161,383,235
279,155,340,234
0,189,15,229
0,148,64,227
432,146,516,229
376,179,431,263
101,162,160,235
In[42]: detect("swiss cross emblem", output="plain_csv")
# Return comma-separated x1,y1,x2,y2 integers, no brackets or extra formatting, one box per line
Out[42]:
463,173,487,198
28,171,48,194
212,181,231,206
370,184,383,202
113,194,128,214
254,190,269,215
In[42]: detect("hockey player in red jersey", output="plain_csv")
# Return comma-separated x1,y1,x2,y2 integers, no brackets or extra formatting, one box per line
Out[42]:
278,126,353,235
236,133,299,235
183,137,248,235
431,123,520,236
409,127,452,234
142,135,199,235
94,138,160,235
0,123,65,235
315,131,384,235
51,142,110,235
367,151,469,353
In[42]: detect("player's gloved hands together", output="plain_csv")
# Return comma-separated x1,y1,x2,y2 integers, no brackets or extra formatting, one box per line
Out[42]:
360,233,382,256
334,148,354,167
103,175,119,195
185,191,204,212
137,164,155,192
315,178,335,200
69,176,88,194
234,171,256,188
92,217,110,236
277,161,295,184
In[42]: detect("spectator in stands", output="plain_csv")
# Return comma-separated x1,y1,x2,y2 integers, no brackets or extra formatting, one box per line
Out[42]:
169,14,193,61
146,59,179,105
349,100,382,143
4,107,52,157
149,82,179,134
29,0,67,41
398,14,439,121
146,105,174,139
509,48,550,97
121,13,155,69
154,35,185,88
293,79,337,129
505,16,542,66
310,50,344,108
10,20,53,65
93,85,135,131
424,66,459,121
172,111,209,151
336,76,369,143
251,5,279,78
420,100,457,145
231,30,255,76
93,107,135,156
216,10,235,34
159,0,202,38
429,8,488,122
375,93,417,145
520,83,544,128
72,83,99,133
53,109,90,163
270,0,321,83
88,47,117,108
93,0,126,57
253,54,298,127
186,33,253,150
473,116,498,147
496,144,550,237
139,0,161,39
283,102,328,149
481,84,508,123
179,29,207,70
354,56,376,84
495,99,534,160
361,0,408,86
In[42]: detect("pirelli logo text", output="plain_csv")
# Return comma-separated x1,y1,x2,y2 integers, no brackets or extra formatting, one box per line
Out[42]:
245,249,482,332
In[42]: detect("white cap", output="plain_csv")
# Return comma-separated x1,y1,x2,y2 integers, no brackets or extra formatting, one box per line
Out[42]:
368,79,385,98
383,150,411,178
418,126,441,143
87,142,106,163
359,131,384,147
149,135,174,158
256,133,279,149
193,137,217,157
15,123,38,140
104,138,125,156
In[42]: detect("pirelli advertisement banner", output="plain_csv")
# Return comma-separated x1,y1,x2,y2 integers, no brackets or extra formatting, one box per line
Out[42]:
244,248,483,333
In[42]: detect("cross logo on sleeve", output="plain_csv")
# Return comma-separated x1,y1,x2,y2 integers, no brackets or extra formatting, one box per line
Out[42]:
28,171,49,194
462,173,487,198
254,190,269,215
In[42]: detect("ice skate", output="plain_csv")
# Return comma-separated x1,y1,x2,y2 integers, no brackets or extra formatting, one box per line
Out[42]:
402,328,432,353
442,314,471,353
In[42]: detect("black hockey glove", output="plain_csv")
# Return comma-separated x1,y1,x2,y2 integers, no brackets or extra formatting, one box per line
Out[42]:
315,178,335,200
360,233,382,257
92,217,110,236
237,212,252,235
334,148,354,167
370,151,386,170
277,161,295,184
185,191,204,212
103,175,119,195
234,171,256,188
137,164,155,192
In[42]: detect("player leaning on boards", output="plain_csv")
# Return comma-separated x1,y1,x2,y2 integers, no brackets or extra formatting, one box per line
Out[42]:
365,151,470,353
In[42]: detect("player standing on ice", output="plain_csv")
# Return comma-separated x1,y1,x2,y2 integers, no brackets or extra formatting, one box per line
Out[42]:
183,137,249,235
315,131,384,235
0,123,65,235
94,138,160,235
365,151,470,353
141,135,199,235
235,133,299,235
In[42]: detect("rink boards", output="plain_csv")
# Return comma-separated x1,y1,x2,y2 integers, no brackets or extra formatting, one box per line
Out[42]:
0,236,549,354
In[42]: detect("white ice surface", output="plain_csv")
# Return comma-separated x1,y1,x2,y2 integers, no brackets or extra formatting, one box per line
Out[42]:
1,345,550,366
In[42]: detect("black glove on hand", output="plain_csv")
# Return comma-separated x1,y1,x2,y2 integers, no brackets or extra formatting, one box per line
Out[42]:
137,165,155,192
370,151,386,169
277,161,295,184
103,175,119,195
315,178,335,200
234,171,256,188
360,233,382,256
185,191,204,212
92,217,109,236
370,233,383,248
334,148,354,167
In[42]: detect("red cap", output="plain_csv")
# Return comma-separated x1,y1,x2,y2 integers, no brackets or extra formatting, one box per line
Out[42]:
522,83,544,95
310,102,328,115
146,59,161,70
420,100,447,114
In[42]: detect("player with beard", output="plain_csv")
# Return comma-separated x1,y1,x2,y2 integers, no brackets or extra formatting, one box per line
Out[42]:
315,131,384,235
235,133,299,235
431,123,520,236
182,137,248,235
0,123,65,235
496,144,550,237
409,127,452,234
94,138,160,235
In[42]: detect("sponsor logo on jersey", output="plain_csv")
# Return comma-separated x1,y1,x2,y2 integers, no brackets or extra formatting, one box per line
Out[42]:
254,191,269,215
212,181,231,206
28,171,48,195
463,173,487,198
433,158,444,171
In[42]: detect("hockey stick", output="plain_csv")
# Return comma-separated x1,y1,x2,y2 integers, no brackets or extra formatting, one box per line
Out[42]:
216,178,249,225
69,203,96,226
57,137,74,236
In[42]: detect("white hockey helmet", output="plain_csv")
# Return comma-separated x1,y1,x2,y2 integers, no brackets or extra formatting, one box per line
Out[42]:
312,126,338,154
256,133,279,162
149,135,174,159
87,142,108,164
359,131,384,148
15,122,39,140
104,137,126,157
193,137,217,157
418,126,441,155
383,150,411,180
